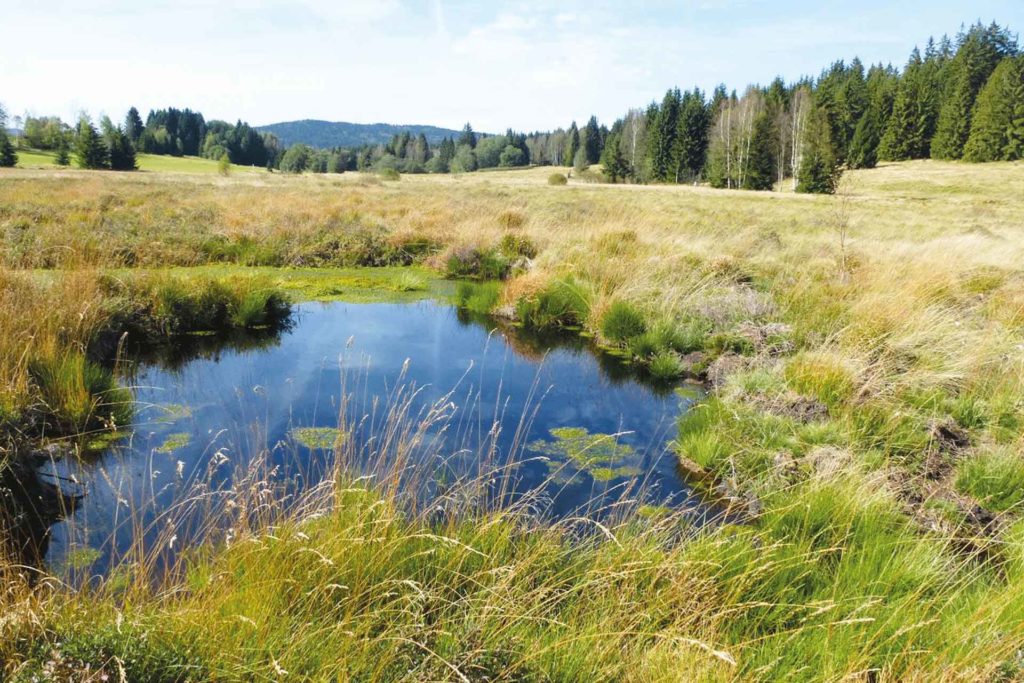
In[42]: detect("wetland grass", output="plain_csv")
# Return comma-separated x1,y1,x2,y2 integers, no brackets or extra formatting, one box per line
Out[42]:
2,160,1024,678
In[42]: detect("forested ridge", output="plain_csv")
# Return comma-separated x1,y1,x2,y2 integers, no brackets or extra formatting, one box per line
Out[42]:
2,21,1020,194
256,119,465,149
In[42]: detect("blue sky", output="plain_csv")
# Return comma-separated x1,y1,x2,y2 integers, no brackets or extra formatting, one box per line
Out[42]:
1,1,1021,133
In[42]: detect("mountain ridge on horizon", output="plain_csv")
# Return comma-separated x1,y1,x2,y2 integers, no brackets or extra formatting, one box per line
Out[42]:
256,119,476,149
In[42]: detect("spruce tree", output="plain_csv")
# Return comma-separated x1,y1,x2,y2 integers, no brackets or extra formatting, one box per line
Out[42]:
54,136,70,166
75,116,109,169
648,88,681,182
879,48,941,160
106,126,137,171
600,132,629,182
0,131,15,167
931,22,1018,159
0,135,13,168
583,115,601,164
675,89,710,182
742,111,776,190
847,107,881,168
796,106,840,194
564,122,579,168
0,104,16,167
124,107,144,143
964,55,1024,161
837,58,869,158
457,123,477,149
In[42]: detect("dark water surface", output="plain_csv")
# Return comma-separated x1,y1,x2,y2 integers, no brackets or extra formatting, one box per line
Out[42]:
38,301,709,576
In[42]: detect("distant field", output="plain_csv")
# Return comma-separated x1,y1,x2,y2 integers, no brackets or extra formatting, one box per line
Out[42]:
13,148,263,174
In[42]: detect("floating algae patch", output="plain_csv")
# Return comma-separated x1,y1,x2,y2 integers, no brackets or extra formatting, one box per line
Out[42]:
153,403,192,424
84,430,130,453
591,465,643,481
637,504,672,519
63,546,102,571
528,427,640,483
290,427,345,450
156,432,191,453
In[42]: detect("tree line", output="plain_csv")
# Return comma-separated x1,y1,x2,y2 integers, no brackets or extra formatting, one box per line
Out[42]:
2,21,1019,188
0,105,282,171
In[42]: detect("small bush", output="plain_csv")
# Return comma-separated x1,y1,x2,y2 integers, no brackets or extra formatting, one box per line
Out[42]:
602,301,647,342
378,168,401,181
547,173,567,186
499,233,538,259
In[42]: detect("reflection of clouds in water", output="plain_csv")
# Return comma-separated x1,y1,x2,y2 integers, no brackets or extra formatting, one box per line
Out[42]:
41,300,705,578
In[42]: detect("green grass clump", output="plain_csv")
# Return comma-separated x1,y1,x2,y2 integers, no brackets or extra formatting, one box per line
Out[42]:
658,317,711,354
547,172,567,185
108,273,292,336
955,447,1024,512
28,351,133,435
393,271,428,292
377,167,401,181
229,289,290,328
784,352,856,410
676,398,731,470
601,301,647,342
516,276,591,330
453,281,501,314
149,277,235,333
648,350,684,381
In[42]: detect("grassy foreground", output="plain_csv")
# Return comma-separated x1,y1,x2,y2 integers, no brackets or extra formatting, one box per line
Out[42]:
2,161,1024,680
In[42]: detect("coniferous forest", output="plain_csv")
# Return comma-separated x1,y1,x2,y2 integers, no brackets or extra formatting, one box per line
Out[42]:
1,21,1021,190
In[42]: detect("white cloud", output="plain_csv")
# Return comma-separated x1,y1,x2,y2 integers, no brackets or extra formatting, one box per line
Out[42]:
292,0,402,24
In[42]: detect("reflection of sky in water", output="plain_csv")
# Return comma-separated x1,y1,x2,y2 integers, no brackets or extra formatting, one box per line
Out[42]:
42,301,707,576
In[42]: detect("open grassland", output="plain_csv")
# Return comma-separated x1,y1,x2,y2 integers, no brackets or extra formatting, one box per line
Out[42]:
2,161,1024,680
12,149,263,174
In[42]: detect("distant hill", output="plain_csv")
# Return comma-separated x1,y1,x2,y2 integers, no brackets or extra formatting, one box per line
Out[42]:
256,119,466,149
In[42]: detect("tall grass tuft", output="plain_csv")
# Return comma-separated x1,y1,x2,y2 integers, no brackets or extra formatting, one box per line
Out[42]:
28,350,132,434
601,300,647,342
516,275,592,329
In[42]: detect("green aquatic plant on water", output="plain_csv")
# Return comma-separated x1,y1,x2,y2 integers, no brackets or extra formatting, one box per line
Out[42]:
290,427,346,450
528,426,639,483
156,432,191,453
